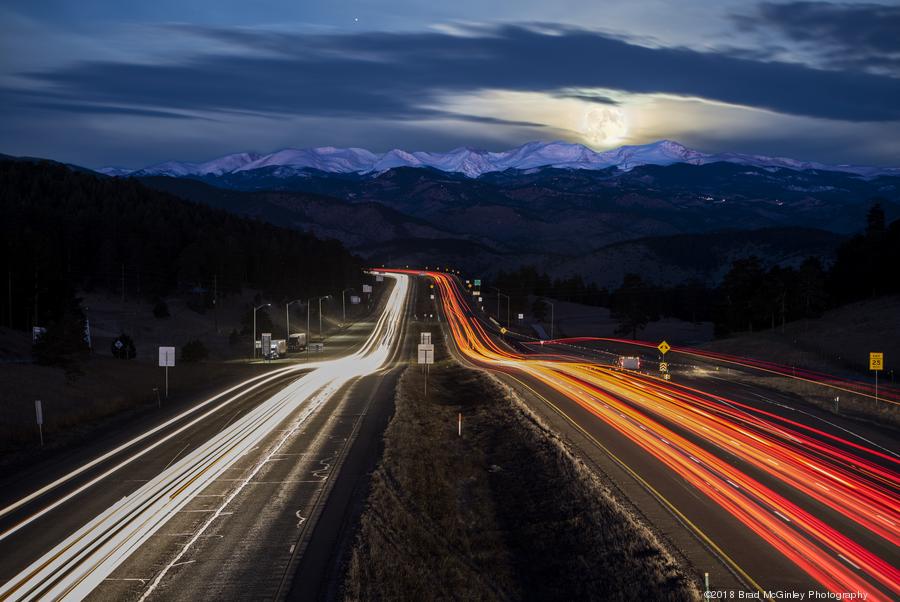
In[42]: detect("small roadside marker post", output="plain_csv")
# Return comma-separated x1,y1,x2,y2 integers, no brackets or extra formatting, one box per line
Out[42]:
704,572,709,598
458,412,462,437
418,340,434,398
35,400,43,448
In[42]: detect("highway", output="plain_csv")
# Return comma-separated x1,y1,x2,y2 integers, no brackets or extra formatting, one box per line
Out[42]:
403,269,899,601
0,273,411,601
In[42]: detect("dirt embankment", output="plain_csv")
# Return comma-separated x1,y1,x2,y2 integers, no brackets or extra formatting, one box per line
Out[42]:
342,336,699,601
696,295,900,427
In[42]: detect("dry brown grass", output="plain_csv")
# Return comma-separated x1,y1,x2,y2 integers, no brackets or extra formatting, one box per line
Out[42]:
704,369,900,429
0,357,267,460
342,335,700,601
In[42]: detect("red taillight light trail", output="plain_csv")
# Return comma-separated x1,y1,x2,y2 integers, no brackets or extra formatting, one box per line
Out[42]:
386,269,900,600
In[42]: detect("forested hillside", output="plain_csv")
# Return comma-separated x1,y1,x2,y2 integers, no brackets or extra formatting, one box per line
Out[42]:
0,160,363,343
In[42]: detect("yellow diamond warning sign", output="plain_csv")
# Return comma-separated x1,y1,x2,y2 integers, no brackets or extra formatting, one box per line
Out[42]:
658,341,671,355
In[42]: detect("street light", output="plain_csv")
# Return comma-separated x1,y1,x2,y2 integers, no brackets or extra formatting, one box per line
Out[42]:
286,299,302,340
341,288,355,325
319,295,331,337
252,303,270,359
537,298,555,340
490,287,502,324
306,295,330,362
491,287,510,330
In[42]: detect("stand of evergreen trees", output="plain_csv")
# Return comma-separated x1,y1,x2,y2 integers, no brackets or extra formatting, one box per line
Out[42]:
0,160,365,363
486,203,898,339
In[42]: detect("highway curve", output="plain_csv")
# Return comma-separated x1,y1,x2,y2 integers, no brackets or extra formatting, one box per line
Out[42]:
397,269,899,602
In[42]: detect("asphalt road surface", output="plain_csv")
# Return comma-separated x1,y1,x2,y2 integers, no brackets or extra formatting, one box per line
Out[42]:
0,273,412,601
398,269,898,602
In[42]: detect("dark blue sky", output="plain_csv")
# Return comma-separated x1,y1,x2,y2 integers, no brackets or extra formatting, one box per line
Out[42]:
1,1,898,168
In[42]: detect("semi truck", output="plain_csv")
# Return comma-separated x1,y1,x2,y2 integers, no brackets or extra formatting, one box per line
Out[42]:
265,339,287,359
288,332,307,352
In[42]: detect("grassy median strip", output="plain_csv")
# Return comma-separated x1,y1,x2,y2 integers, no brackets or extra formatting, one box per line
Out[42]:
342,337,699,601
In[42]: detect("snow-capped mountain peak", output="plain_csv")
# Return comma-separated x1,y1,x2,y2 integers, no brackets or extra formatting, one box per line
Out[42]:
99,140,899,179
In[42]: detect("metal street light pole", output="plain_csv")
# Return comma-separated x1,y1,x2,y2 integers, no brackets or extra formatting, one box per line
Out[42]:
286,299,302,340
252,303,270,359
307,295,330,358
505,294,510,329
341,288,355,325
490,287,502,323
537,298,554,340
318,295,331,337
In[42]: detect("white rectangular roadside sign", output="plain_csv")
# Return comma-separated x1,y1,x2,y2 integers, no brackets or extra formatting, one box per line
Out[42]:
158,346,175,367
159,346,175,399
417,343,434,364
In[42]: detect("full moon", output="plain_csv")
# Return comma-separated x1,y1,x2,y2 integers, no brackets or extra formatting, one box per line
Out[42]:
580,106,628,147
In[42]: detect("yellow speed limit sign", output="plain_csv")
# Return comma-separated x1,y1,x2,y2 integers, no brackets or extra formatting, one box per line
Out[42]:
869,352,883,371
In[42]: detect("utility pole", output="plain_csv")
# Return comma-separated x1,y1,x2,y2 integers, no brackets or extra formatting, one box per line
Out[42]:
33,266,38,327
537,299,554,340
307,300,311,362
491,287,502,323
252,303,270,359
213,275,219,334
341,288,355,325
318,295,330,337
506,294,510,329
493,289,510,330
286,299,302,340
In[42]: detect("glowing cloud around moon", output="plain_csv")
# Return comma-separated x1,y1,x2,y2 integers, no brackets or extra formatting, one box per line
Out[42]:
580,106,627,146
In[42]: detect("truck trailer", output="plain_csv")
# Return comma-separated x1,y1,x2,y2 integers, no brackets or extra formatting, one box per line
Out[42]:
265,339,287,359
288,332,307,352
617,356,641,371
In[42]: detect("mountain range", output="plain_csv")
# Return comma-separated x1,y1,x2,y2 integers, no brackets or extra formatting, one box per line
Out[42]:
6,140,900,287
99,140,900,180
140,158,899,286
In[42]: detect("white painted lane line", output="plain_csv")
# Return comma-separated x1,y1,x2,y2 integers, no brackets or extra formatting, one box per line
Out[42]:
163,443,191,472
0,275,410,602
0,364,315,525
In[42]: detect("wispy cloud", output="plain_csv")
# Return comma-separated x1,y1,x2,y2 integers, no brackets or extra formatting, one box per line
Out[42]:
7,22,899,124
734,2,900,76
